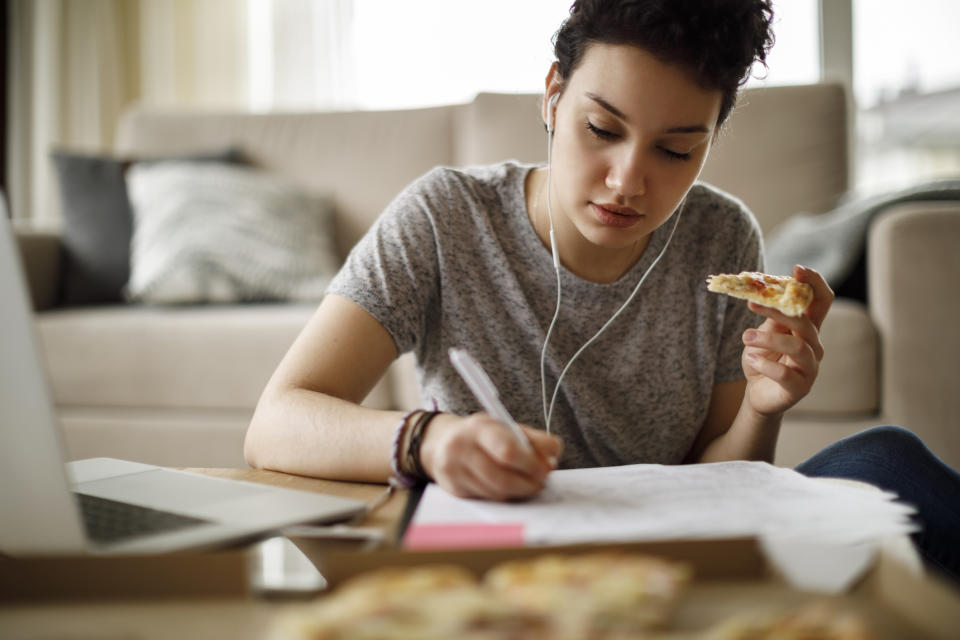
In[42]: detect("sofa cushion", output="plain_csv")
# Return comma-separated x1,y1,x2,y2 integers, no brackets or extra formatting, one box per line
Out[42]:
455,92,546,166
50,148,245,306
58,407,253,468
36,304,399,412
788,298,878,415
37,304,316,410
114,106,459,259
13,227,61,311
700,83,849,234
125,162,339,304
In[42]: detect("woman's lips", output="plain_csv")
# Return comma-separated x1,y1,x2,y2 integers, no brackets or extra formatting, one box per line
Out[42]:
590,203,643,228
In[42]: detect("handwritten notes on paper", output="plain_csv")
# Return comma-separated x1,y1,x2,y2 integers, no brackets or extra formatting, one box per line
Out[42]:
410,461,917,547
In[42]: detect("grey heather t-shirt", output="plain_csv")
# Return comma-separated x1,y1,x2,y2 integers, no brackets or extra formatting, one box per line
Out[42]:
328,162,763,468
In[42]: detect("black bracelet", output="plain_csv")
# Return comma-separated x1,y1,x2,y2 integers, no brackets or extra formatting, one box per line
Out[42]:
389,409,423,489
406,410,440,481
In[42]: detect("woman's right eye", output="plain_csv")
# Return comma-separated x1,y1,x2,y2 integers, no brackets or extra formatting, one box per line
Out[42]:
584,121,618,141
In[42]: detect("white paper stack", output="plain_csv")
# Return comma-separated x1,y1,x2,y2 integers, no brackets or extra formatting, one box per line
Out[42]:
413,461,919,591
417,461,916,546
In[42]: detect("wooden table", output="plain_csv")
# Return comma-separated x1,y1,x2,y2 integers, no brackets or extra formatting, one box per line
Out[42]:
2,470,952,639
0,469,408,640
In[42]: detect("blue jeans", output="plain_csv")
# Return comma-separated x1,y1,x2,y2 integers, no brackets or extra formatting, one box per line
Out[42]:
795,426,960,586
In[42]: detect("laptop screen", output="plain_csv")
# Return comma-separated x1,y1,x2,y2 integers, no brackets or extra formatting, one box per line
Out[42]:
0,205,89,554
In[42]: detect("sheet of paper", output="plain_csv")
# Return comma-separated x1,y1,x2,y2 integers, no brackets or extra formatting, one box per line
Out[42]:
412,461,917,547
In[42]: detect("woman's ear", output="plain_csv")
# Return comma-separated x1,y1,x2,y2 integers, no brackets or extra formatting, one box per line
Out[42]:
543,63,562,133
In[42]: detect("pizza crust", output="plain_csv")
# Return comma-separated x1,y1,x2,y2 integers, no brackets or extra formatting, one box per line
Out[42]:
273,564,548,640
704,602,877,640
272,554,690,639
706,271,813,317
484,552,691,635
271,555,878,640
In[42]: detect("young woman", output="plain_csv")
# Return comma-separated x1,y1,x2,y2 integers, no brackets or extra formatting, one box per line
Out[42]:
244,0,959,584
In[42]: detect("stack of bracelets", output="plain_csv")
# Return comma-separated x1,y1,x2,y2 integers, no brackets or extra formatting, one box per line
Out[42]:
390,408,441,488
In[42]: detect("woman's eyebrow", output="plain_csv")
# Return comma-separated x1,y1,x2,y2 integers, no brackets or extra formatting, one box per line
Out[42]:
585,92,711,134
665,124,710,134
585,92,628,121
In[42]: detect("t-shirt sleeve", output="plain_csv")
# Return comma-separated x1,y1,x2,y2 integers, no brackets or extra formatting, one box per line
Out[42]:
713,217,765,383
326,169,444,355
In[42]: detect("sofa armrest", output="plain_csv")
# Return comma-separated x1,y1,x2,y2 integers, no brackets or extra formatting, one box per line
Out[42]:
868,201,960,468
13,226,61,311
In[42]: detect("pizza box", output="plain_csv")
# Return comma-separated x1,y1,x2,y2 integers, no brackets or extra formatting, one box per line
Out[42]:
0,550,252,601
288,536,960,640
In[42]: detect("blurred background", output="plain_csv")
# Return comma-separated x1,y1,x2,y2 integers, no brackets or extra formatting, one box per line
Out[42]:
4,0,960,224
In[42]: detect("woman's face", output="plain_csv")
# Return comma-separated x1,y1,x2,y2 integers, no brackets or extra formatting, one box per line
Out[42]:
544,43,723,258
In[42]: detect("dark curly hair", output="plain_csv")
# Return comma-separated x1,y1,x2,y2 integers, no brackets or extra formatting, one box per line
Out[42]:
553,0,775,127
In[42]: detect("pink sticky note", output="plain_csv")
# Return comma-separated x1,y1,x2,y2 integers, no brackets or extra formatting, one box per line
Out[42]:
402,522,525,550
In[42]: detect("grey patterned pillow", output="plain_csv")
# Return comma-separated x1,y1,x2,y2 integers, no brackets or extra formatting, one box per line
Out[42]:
126,162,340,304
50,148,245,306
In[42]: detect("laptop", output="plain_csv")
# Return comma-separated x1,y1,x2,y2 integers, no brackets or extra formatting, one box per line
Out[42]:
0,202,365,555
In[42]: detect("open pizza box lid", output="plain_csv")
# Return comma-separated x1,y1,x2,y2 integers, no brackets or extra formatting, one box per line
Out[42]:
288,536,960,640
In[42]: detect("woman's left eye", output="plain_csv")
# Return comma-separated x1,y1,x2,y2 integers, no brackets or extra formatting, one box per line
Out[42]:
659,147,692,162
585,121,618,140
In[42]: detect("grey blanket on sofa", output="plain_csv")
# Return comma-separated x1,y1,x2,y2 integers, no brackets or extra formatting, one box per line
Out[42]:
765,179,960,297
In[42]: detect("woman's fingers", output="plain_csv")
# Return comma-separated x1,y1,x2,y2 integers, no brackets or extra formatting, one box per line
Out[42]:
745,351,807,389
794,264,834,331
423,413,559,501
475,420,551,480
450,447,545,500
747,302,824,362
524,426,564,468
743,327,819,374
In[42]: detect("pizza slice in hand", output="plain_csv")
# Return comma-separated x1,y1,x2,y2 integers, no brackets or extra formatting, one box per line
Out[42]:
706,271,813,317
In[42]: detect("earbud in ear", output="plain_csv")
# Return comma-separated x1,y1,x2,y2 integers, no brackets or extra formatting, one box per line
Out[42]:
546,93,559,133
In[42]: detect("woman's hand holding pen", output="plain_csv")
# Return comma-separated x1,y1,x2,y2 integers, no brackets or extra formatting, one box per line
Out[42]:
741,265,834,418
419,413,563,501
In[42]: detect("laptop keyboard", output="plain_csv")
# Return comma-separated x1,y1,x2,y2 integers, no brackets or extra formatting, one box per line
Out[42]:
77,493,211,544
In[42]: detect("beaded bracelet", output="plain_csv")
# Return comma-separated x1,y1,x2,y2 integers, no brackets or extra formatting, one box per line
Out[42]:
405,411,440,480
389,408,423,489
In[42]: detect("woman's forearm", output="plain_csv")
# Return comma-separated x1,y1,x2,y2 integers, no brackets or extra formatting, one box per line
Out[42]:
695,399,782,464
244,386,404,482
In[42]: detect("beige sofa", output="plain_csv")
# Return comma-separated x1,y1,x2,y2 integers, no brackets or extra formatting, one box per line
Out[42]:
15,84,960,470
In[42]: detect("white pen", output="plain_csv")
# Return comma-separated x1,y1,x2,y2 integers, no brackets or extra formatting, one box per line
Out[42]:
448,348,534,453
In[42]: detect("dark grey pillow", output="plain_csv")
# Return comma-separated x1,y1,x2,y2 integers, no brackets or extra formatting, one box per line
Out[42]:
50,149,245,306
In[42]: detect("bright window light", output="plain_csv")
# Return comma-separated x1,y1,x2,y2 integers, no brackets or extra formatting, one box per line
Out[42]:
248,0,823,111
350,0,571,110
854,0,960,107
747,0,820,88
248,0,275,111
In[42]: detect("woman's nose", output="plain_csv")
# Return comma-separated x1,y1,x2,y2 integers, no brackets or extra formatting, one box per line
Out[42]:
605,149,646,198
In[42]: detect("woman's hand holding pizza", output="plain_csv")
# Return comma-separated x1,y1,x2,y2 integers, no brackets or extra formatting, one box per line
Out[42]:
740,265,834,418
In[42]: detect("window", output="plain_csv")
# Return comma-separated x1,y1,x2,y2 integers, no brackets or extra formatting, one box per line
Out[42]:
853,0,960,190
247,0,822,112
350,0,570,110
854,0,960,107
747,0,820,89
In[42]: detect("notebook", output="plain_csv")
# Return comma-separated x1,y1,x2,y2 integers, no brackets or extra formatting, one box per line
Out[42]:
0,202,365,555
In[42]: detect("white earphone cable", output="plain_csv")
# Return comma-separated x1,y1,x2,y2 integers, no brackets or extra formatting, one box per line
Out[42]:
538,96,684,433
542,206,683,431
540,123,563,429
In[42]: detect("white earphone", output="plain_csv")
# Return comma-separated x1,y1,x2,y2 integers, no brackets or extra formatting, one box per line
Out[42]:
538,91,685,433
546,92,558,133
